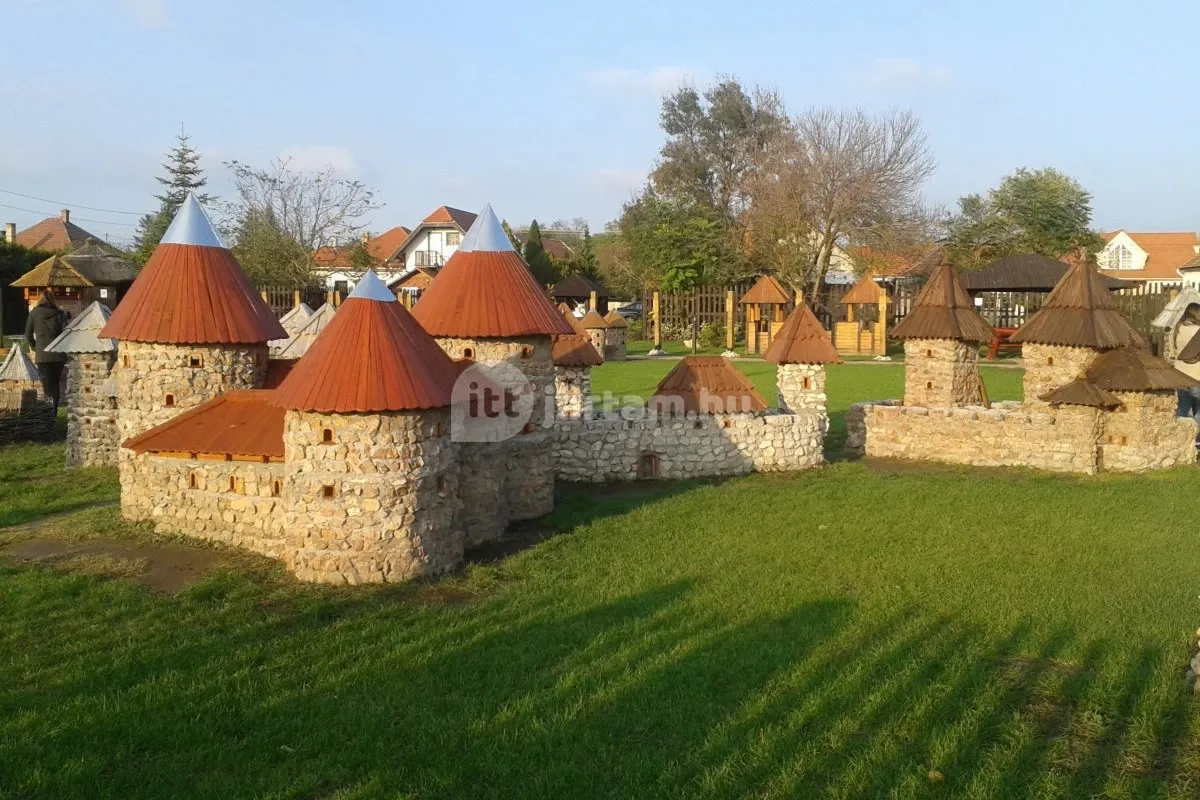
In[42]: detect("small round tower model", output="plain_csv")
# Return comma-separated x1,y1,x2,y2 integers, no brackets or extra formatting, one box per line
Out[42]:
890,263,994,408
579,310,608,359
272,270,463,583
762,303,842,419
44,301,119,467
602,309,628,360
99,194,286,440
413,205,575,526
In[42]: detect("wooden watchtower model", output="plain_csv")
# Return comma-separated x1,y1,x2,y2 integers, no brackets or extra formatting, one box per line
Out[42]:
741,275,792,355
833,275,889,356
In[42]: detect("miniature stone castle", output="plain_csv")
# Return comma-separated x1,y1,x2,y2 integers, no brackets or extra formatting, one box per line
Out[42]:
847,261,1197,474
45,301,119,467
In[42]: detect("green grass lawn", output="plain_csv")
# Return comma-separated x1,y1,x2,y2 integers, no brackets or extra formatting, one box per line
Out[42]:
0,429,119,528
2,363,1199,798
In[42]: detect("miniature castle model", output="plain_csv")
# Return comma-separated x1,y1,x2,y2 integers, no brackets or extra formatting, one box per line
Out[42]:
45,301,119,467
0,345,55,444
602,309,627,360
268,302,314,355
552,306,603,419
762,302,842,421
579,310,608,360
848,261,1198,473
273,303,337,360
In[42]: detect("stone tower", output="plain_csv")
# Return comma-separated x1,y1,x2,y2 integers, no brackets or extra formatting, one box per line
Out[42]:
580,310,608,360
762,302,841,420
1009,260,1146,408
891,264,994,408
272,271,463,584
99,194,286,440
602,309,628,360
413,204,576,534
44,301,120,467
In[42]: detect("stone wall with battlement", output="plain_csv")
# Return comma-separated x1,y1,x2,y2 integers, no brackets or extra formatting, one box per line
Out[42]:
554,366,591,420
845,398,1195,474
553,410,825,483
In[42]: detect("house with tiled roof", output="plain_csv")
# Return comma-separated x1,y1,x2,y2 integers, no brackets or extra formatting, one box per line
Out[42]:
313,225,413,296
5,209,105,252
394,206,477,272
1097,230,1200,289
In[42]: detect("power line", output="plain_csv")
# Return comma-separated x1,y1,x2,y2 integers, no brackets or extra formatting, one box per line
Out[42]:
0,188,143,216
0,201,139,228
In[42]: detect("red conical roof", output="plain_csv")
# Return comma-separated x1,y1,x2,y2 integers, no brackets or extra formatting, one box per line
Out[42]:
100,195,284,344
273,271,459,413
412,205,574,338
763,304,841,365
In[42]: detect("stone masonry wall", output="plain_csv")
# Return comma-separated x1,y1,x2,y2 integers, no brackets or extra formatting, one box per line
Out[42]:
119,453,285,556
281,409,460,584
846,397,1197,474
65,353,119,468
586,328,606,360
777,363,826,420
555,365,592,420
603,328,627,361
116,341,267,440
456,441,509,548
903,338,982,407
1099,391,1196,471
1021,344,1101,409
435,335,556,523
553,410,825,482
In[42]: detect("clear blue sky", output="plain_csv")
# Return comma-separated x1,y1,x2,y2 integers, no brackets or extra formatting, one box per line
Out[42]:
2,0,1198,246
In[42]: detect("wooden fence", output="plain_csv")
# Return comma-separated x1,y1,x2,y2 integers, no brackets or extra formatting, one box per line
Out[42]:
257,285,332,318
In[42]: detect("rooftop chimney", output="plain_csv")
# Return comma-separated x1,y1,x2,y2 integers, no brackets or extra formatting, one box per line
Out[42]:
59,209,70,224
4,223,14,244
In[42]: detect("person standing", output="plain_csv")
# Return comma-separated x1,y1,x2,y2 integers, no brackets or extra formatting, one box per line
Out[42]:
24,290,68,411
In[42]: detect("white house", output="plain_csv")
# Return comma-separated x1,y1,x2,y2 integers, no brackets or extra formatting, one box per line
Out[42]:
394,206,478,272
1097,230,1200,290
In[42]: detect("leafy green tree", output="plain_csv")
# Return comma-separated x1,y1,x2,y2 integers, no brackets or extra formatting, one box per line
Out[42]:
523,219,557,284
229,206,309,286
619,192,731,291
133,133,215,263
0,241,52,334
501,219,524,252
578,224,598,278
945,167,1104,269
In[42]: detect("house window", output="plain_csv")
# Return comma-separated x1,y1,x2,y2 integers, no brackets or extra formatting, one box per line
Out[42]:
446,231,461,246
1107,244,1133,270
188,354,203,368
334,280,349,299
189,473,198,489
321,428,334,444
322,484,336,499
164,394,175,407
123,354,131,368
802,376,812,391
272,479,282,497
462,347,474,360
432,422,444,438
925,349,933,358
638,452,660,480
925,382,933,390
1047,357,1054,366
436,476,447,492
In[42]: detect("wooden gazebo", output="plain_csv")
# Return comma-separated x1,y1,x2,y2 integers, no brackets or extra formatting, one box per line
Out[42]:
741,275,792,354
834,275,889,356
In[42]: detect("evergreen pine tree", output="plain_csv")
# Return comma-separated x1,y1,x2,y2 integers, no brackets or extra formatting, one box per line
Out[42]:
501,219,524,252
578,224,598,279
523,219,556,284
133,132,215,263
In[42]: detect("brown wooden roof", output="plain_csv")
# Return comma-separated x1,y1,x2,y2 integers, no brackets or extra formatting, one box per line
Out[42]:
1084,346,1197,392
603,309,628,328
840,275,883,305
559,305,587,335
1009,261,1145,349
741,275,791,305
274,281,460,413
99,244,285,345
12,241,138,288
579,310,608,329
552,334,603,367
552,274,609,299
124,390,285,459
891,263,994,343
1039,378,1121,409
648,356,766,415
763,304,841,365
962,253,1128,293
11,255,94,288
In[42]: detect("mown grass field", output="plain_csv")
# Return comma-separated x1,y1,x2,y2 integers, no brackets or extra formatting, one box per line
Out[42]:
2,360,1199,799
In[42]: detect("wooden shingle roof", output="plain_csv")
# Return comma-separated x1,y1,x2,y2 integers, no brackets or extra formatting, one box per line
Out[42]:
891,263,994,343
763,304,841,365
1009,261,1145,349
741,275,791,305
648,356,766,415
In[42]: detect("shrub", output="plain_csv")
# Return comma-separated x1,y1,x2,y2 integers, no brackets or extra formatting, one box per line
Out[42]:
699,321,725,349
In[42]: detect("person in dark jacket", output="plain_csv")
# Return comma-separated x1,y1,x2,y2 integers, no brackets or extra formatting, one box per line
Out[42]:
24,290,68,411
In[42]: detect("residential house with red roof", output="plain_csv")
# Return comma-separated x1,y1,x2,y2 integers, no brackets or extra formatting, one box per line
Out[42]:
1097,230,1200,290
5,209,104,252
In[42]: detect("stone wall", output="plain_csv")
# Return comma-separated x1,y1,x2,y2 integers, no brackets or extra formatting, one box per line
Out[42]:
777,364,826,420
64,353,119,468
456,441,508,548
847,397,1197,474
281,409,460,584
1099,391,1196,471
119,452,285,555
435,335,555,522
553,410,825,483
604,328,627,361
903,339,983,407
116,341,267,440
554,365,592,420
1021,344,1101,408
586,328,606,360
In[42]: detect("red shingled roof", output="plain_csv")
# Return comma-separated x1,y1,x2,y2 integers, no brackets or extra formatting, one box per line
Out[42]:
273,282,460,413
369,226,411,262
123,390,285,459
100,243,285,344
412,205,574,338
14,213,100,252
422,206,478,231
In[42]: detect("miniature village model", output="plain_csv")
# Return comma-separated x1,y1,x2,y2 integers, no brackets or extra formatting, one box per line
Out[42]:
67,192,1199,584
847,261,1198,473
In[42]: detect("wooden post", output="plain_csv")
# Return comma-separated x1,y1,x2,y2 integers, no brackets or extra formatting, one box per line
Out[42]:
293,290,301,308
846,303,855,324
260,289,269,303
876,292,889,356
691,286,699,355
725,289,734,351
327,290,334,306
796,289,804,305
652,291,661,348
589,290,598,311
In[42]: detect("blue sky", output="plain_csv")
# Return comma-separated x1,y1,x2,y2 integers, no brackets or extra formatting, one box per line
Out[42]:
2,0,1198,246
